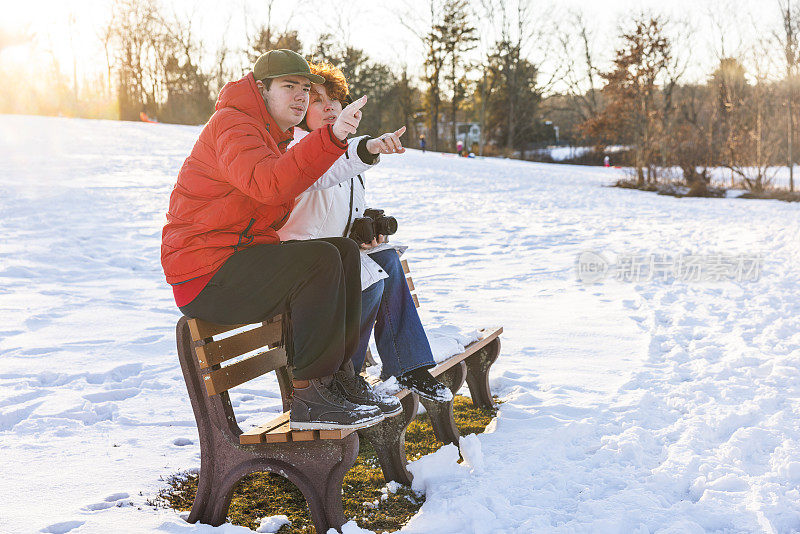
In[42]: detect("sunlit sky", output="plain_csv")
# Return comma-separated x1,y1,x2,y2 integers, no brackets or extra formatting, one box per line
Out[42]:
0,0,782,92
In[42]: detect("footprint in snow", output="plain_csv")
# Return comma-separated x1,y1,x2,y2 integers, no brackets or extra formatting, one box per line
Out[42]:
85,362,143,384
134,334,162,344
82,388,140,403
24,311,67,331
0,389,46,409
40,520,85,533
82,492,131,512
20,347,59,356
0,329,23,337
0,401,45,431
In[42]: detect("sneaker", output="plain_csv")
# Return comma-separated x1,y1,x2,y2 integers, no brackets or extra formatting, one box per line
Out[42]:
332,370,403,417
397,368,453,402
289,376,384,430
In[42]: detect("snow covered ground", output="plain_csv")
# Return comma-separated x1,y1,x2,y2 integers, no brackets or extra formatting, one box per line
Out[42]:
1,114,799,533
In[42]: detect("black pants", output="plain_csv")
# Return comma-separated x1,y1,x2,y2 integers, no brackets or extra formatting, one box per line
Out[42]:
179,237,362,380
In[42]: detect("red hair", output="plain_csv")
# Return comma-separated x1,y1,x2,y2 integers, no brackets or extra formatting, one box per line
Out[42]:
308,61,349,104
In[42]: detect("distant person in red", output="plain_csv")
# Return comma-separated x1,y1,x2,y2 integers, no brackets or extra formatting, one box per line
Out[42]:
161,49,387,431
604,155,611,167
139,110,157,123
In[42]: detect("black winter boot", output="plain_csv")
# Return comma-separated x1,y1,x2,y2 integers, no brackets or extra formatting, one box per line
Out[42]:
397,367,453,402
333,370,403,417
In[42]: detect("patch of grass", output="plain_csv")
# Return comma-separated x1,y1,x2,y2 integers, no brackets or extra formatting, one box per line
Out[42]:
613,178,660,191
152,395,498,533
614,177,800,202
739,190,800,202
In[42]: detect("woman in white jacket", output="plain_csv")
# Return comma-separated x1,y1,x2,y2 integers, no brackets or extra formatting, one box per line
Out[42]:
278,62,451,402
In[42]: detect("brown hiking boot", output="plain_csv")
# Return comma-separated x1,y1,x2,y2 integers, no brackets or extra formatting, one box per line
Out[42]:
289,376,384,430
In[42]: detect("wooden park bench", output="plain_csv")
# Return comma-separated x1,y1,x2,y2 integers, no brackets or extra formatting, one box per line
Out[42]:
173,255,502,531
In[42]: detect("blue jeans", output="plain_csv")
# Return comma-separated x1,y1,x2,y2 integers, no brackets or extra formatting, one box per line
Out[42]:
351,249,436,378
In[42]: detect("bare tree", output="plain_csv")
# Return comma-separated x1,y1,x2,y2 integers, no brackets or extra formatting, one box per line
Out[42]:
558,11,602,124
245,0,303,62
423,1,447,151
777,0,800,191
437,0,478,150
723,38,782,191
107,0,161,120
582,14,679,185
395,65,421,140
98,15,116,98
211,32,233,98
479,0,558,152
398,0,447,151
154,9,214,124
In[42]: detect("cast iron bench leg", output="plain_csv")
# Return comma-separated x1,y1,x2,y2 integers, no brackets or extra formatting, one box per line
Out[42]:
465,338,501,409
421,360,467,445
357,391,419,485
188,435,358,532
358,413,413,486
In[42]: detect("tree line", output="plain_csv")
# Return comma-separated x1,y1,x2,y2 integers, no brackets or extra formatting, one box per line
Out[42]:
2,0,799,191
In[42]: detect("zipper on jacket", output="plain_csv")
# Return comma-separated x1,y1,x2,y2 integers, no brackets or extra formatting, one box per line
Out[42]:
269,210,290,231
233,217,256,252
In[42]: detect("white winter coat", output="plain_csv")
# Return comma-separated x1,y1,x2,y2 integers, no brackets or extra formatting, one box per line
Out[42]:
278,128,388,290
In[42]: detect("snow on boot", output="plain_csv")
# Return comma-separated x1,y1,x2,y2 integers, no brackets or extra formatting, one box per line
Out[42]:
333,370,403,417
398,367,453,402
290,376,384,430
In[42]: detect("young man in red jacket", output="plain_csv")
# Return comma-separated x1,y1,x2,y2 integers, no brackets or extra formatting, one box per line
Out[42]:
162,49,400,430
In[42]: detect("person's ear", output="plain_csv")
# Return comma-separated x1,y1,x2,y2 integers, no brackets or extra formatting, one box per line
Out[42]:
255,80,267,98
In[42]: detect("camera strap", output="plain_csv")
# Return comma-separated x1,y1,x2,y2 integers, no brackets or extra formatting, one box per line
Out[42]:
342,174,366,238
343,177,355,237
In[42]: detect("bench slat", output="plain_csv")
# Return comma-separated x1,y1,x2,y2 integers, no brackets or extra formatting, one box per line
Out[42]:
290,429,316,442
264,420,291,443
401,258,410,274
187,315,283,342
240,412,290,444
254,419,353,443
195,321,283,368
203,347,287,396
406,276,415,292
412,294,419,308
319,429,351,439
263,421,316,443
187,318,248,341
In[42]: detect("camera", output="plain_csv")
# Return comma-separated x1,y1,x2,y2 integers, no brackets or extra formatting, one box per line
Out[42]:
364,209,398,236
348,208,398,244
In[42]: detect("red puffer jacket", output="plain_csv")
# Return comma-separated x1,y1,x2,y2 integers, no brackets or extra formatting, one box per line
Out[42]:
161,72,347,285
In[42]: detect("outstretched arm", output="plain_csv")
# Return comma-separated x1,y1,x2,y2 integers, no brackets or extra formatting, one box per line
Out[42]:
302,125,407,192
304,135,378,191
216,119,347,205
